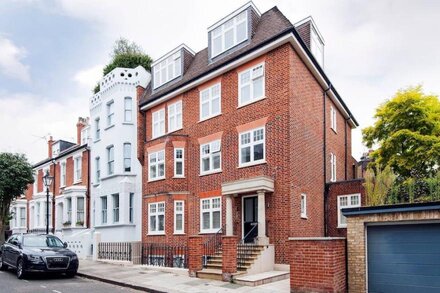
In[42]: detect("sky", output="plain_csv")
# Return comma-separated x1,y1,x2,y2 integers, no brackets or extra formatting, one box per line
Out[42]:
0,0,439,163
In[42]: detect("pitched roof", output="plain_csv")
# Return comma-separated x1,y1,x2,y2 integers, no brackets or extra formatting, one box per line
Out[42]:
140,6,294,106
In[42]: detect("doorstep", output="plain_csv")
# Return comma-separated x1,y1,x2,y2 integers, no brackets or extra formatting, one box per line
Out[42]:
233,270,290,286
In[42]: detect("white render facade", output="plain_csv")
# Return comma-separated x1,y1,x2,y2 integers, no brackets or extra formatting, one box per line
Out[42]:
89,66,150,242
9,197,28,234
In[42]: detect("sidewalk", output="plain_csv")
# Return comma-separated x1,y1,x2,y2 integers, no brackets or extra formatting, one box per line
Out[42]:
78,260,289,293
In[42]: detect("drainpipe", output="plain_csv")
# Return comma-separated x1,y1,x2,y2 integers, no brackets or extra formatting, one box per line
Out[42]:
51,159,56,234
86,147,91,228
344,117,349,180
323,84,331,237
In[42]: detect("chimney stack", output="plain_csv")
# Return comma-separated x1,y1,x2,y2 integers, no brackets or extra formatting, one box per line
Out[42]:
48,136,54,158
76,117,88,145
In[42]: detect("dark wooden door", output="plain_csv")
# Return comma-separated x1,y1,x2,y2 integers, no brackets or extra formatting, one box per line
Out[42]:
243,196,258,243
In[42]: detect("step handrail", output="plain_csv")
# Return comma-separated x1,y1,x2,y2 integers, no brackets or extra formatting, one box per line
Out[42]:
241,222,258,244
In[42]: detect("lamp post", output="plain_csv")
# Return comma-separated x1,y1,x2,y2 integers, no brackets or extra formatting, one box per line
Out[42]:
43,170,54,235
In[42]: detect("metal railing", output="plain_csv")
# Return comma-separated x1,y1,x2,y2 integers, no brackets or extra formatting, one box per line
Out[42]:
237,223,259,270
98,242,132,261
203,226,224,268
241,222,258,244
141,243,188,268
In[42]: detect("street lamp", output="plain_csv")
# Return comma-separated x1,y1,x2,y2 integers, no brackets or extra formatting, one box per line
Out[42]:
42,170,54,235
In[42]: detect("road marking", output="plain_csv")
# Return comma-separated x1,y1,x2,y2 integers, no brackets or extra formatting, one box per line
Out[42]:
53,290,62,293
23,280,29,283
40,285,47,288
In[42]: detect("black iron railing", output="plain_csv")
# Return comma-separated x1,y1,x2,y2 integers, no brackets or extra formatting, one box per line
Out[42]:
98,242,132,261
141,243,188,268
203,226,224,268
237,223,259,270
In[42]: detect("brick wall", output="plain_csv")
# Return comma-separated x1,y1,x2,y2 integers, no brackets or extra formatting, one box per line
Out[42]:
222,236,237,281
289,238,346,293
347,209,440,293
327,179,365,238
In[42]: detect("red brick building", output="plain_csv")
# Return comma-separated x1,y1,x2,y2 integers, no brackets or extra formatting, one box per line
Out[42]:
137,2,359,268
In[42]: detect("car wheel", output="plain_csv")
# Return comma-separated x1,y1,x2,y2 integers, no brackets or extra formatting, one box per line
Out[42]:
0,254,8,270
65,270,77,278
16,259,26,279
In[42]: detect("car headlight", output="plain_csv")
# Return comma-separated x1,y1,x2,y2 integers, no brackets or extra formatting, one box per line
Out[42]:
71,255,78,261
28,255,43,263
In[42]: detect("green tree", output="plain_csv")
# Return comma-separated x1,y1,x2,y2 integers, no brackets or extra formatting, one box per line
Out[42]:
364,166,396,206
93,38,152,93
0,153,34,243
362,86,440,179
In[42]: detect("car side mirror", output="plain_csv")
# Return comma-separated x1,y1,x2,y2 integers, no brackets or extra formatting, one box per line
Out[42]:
63,242,68,248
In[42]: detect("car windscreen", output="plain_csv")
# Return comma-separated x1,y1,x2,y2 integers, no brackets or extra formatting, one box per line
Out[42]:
22,236,64,248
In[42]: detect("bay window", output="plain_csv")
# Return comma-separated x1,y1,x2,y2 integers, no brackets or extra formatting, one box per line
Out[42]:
152,109,165,138
200,197,221,233
149,202,165,234
174,148,184,177
174,201,184,234
149,150,165,181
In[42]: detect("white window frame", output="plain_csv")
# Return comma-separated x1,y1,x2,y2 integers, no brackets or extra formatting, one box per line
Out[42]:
174,200,185,234
148,150,165,181
300,194,307,219
330,106,337,132
200,140,222,175
76,197,85,225
199,83,221,121
19,207,26,227
112,193,119,223
107,145,114,175
153,52,181,89
95,157,100,183
124,97,132,123
149,202,165,235
330,153,337,182
200,197,221,233
129,193,134,223
239,126,266,167
238,62,265,107
310,26,324,67
73,155,82,183
107,100,114,127
168,100,182,132
174,148,185,178
101,196,107,224
60,161,66,187
152,108,165,138
337,194,361,228
95,117,100,140
66,197,72,223
210,10,248,58
33,173,37,193
123,142,131,172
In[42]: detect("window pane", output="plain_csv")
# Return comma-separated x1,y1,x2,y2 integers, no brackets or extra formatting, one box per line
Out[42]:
213,36,222,56
351,196,359,206
212,198,221,208
158,163,165,177
213,153,221,170
158,215,164,231
254,129,264,141
340,214,347,225
202,102,210,118
224,29,234,50
213,211,220,229
176,149,183,158
212,97,220,115
241,133,250,145
241,84,251,104
202,199,210,210
340,197,348,206
240,71,250,84
253,76,263,99
202,157,210,172
150,165,157,178
241,146,251,163
176,162,183,175
236,21,247,42
254,143,264,161
176,214,183,231
202,212,210,229
150,216,156,231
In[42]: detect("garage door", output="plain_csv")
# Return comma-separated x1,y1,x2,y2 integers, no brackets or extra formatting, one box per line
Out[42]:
368,224,440,293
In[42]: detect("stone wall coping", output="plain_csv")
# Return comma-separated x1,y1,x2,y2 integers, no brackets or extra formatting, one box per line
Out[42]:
288,237,346,241
343,201,440,217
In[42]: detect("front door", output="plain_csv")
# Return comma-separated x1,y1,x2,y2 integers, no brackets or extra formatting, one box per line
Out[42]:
243,196,258,243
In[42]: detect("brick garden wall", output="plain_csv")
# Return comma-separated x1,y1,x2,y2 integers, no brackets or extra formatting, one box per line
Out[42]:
289,237,346,293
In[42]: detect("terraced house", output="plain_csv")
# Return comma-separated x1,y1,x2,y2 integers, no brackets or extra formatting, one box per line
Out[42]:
136,2,359,277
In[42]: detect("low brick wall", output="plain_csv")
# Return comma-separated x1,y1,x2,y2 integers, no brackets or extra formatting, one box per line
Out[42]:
222,236,237,281
289,237,346,293
346,208,440,292
188,236,203,277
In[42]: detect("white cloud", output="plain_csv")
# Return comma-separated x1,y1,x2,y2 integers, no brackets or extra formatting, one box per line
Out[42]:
73,64,103,89
0,37,31,83
0,92,87,163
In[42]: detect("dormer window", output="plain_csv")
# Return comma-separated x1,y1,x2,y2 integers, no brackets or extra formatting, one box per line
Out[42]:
310,26,324,67
153,52,182,89
210,10,248,58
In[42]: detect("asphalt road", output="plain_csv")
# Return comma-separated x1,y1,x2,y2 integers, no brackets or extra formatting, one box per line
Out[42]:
0,269,143,293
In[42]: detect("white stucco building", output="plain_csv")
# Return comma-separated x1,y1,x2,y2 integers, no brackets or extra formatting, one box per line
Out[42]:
89,66,150,243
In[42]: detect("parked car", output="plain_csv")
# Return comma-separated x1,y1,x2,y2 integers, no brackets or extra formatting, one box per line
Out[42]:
0,234,78,279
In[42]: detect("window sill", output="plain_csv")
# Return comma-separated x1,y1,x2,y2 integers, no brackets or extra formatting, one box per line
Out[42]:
148,177,166,183
173,232,185,235
168,127,183,135
238,161,266,169
104,124,115,131
199,230,221,234
93,139,101,143
94,223,136,228
147,232,165,236
122,122,134,125
200,169,222,177
92,182,100,187
151,133,166,141
198,113,222,123
73,180,82,184
331,128,337,134
337,225,347,229
237,96,266,109
301,215,308,219
173,176,185,179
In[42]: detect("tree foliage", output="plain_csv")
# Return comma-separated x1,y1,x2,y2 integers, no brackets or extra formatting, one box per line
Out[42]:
362,85,440,179
93,38,152,93
0,153,34,243
364,166,396,206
